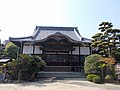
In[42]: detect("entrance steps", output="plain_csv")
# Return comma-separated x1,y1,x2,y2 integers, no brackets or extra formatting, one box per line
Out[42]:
43,66,71,72
37,71,85,78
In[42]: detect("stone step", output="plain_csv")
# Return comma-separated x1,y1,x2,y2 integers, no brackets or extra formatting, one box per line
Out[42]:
37,71,85,78
43,66,71,72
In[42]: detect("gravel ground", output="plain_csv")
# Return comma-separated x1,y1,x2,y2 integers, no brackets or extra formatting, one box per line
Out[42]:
0,78,120,90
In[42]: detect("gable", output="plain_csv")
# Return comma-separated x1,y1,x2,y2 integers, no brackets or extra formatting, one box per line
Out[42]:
32,26,82,42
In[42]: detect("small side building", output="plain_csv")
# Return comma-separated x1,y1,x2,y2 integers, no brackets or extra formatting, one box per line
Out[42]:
9,26,91,72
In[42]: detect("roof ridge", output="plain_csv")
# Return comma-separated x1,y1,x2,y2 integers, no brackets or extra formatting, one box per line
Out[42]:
35,26,77,31
36,26,77,28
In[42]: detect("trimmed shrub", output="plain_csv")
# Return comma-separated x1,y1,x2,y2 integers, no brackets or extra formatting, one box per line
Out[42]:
6,54,46,81
86,74,100,82
93,76,102,84
4,42,17,59
84,54,102,75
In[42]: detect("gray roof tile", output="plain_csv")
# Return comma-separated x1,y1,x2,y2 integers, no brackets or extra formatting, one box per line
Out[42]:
9,26,91,43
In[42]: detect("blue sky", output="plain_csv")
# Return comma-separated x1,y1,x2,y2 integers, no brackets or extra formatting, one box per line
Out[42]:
0,0,120,42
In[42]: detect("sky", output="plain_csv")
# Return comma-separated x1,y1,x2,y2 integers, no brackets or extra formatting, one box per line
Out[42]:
0,0,120,42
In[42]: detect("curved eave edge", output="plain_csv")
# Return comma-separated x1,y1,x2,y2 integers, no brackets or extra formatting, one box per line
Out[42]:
9,36,32,39
81,37,92,44
9,36,32,41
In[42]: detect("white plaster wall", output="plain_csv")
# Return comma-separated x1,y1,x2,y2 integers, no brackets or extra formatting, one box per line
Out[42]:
80,47,90,55
72,47,79,55
34,46,42,54
23,45,33,54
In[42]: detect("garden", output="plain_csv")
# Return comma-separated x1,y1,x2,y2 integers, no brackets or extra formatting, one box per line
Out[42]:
0,21,120,84
84,22,120,84
0,42,46,82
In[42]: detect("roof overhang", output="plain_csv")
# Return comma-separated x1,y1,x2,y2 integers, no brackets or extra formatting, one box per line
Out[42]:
0,58,11,63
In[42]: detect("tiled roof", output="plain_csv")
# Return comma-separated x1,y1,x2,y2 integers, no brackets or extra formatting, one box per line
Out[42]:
9,26,91,43
32,26,82,41
82,38,92,43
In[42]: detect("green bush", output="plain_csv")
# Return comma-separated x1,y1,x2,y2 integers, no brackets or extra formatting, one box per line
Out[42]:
6,54,46,81
93,76,102,84
4,42,18,59
86,74,100,82
84,54,102,74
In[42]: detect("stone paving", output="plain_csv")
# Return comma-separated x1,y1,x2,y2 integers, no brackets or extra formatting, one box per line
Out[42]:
55,78,120,90
0,78,120,90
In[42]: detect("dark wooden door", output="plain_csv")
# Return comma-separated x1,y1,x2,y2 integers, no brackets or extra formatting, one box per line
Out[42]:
45,54,70,66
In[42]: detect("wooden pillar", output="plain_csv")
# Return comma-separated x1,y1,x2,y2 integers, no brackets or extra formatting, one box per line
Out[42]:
68,51,70,66
42,49,44,54
33,43,35,54
70,50,73,71
89,44,92,54
20,41,23,54
79,45,81,63
79,45,81,72
42,49,46,60
44,50,46,62
42,49,44,60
